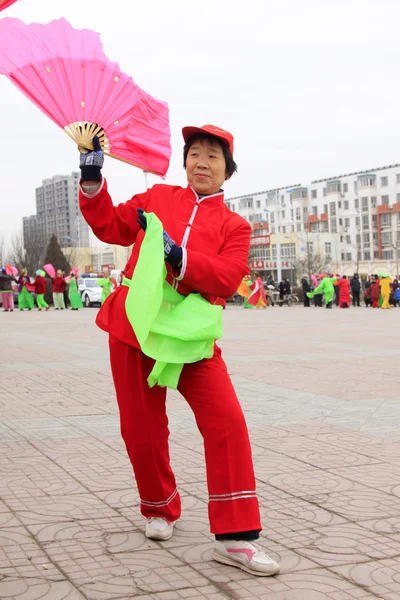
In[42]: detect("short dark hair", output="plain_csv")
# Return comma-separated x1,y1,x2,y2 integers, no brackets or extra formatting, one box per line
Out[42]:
183,133,238,178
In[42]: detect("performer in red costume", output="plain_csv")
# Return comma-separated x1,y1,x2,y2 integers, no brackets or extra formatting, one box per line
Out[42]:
338,275,351,308
78,125,280,577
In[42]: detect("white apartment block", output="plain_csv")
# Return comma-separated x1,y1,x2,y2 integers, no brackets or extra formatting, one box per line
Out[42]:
226,163,400,281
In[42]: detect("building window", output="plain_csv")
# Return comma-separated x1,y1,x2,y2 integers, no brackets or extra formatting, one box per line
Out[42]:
382,250,393,260
344,218,350,228
323,188,327,197
270,212,275,223
282,226,286,233
303,207,308,215
397,193,400,203
329,201,336,216
362,215,369,229
381,195,389,205
356,217,360,228
359,176,376,187
364,251,371,260
396,174,400,184
344,200,349,210
320,221,328,232
296,207,301,221
381,213,392,227
246,200,253,208
311,222,319,232
363,232,370,244
312,206,318,216
311,190,317,199
372,214,377,227
296,223,302,232
346,235,351,244
339,218,343,226
361,197,369,211
281,211,285,219
231,204,235,211
371,196,377,207
325,242,332,254
307,242,313,254
381,176,388,187
343,183,348,193
291,189,308,200
326,182,341,194
354,198,359,209
330,219,337,233
381,231,392,245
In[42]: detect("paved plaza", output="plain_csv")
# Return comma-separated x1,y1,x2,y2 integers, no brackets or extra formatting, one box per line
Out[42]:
1,305,400,599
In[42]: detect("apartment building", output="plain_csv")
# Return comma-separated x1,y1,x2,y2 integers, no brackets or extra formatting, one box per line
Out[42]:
226,163,400,281
23,172,89,251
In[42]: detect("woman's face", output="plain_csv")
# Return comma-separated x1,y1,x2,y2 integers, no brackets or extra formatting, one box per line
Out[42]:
186,138,227,195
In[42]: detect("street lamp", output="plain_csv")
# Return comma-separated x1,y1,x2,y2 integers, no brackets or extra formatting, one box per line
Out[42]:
264,189,282,283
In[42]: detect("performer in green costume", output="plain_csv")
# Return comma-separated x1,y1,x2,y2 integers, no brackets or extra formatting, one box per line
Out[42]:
67,271,83,310
307,276,336,309
95,275,113,305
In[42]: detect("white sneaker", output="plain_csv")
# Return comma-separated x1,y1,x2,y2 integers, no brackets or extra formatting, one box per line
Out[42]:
212,540,280,577
145,518,174,541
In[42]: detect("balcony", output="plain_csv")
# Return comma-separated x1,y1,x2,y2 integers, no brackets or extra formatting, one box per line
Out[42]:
250,235,271,246
377,203,400,214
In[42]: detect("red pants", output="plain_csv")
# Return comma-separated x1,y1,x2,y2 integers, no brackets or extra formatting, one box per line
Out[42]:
1,292,14,311
109,335,261,535
372,298,379,308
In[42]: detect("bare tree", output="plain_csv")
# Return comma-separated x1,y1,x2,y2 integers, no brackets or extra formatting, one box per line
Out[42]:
8,229,47,274
0,235,7,267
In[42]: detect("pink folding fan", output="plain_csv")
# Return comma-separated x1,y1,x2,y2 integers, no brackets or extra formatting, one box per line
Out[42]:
0,18,171,176
0,0,17,12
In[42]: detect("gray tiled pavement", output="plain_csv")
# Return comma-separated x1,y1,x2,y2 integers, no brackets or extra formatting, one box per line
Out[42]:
1,305,400,598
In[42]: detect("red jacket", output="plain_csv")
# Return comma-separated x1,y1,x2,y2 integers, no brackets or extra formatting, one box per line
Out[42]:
370,281,381,300
338,278,351,304
80,179,251,348
34,275,46,295
52,277,65,293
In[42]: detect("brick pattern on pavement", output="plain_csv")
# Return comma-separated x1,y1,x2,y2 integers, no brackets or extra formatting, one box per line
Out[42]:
1,306,400,599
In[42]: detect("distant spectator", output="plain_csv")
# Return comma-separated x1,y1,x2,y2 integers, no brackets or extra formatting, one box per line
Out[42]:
302,277,311,307
350,273,361,307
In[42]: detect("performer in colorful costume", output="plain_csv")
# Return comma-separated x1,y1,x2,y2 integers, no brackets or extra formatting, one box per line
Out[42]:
337,275,351,308
237,275,253,308
67,269,83,310
380,275,392,309
78,125,279,577
17,269,34,310
247,272,267,308
95,273,113,305
307,274,336,308
52,270,66,309
34,270,49,310
0,267,15,312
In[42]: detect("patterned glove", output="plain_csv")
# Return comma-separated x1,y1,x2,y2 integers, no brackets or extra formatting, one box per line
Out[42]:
80,136,104,182
137,209,182,269
163,230,183,269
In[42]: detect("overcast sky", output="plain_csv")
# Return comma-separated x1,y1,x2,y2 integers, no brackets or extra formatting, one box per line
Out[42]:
1,0,400,244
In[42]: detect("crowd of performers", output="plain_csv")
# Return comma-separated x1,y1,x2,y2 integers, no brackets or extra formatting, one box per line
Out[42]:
237,271,399,310
0,264,121,312
237,272,291,308
303,272,399,309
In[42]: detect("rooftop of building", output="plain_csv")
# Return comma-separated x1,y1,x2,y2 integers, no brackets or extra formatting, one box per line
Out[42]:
225,162,400,201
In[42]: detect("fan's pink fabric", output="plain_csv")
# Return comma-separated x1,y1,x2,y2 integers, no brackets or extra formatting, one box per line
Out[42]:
0,0,17,12
43,264,55,278
0,18,171,176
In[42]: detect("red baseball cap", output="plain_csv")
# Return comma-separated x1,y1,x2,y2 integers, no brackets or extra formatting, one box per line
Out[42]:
182,124,234,155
